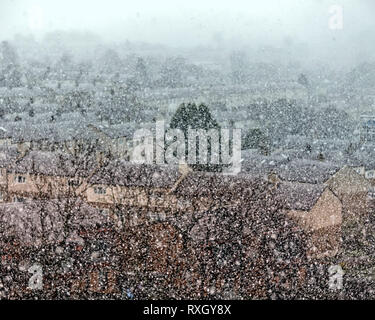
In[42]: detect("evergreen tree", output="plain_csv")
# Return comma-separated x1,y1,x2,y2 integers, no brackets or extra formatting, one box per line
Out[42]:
170,103,221,172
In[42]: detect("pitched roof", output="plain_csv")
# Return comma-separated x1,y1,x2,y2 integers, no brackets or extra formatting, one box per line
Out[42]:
0,146,19,167
277,159,340,184
8,150,96,177
0,199,107,246
240,150,290,176
89,161,180,188
325,166,371,195
274,181,326,211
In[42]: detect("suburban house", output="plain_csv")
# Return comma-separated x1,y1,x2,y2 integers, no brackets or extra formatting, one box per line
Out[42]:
276,181,342,258
325,166,371,217
0,146,370,262
87,122,155,161
259,159,371,258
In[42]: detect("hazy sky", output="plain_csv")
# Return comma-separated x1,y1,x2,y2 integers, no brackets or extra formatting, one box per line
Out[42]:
0,0,374,49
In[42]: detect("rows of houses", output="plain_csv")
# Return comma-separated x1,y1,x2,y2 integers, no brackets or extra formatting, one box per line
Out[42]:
0,116,158,163
0,145,371,261
237,149,373,259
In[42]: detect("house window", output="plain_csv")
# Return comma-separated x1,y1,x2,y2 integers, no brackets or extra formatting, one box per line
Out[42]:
68,179,80,187
158,212,166,221
94,186,106,195
13,196,24,203
148,212,166,222
148,212,159,222
369,187,375,199
15,175,26,184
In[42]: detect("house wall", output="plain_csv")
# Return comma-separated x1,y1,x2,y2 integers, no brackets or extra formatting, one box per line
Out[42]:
17,142,31,155
112,137,129,159
0,138,12,146
287,188,342,258
308,225,341,259
353,166,365,176
325,167,370,218
85,184,212,214
365,170,375,180
5,172,85,200
287,189,342,231
341,193,369,217
0,165,217,215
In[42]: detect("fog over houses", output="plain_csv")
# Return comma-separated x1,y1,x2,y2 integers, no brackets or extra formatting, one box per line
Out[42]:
0,0,375,300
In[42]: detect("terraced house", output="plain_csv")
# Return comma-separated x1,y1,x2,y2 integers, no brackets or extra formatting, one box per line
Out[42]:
0,146,369,262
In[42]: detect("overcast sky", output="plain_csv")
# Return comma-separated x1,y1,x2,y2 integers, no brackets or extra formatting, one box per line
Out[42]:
0,0,374,49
